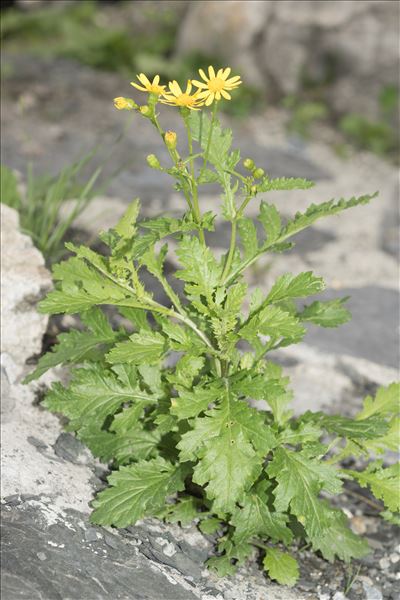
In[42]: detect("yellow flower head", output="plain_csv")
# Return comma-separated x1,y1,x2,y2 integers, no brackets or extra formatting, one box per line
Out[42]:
192,66,242,106
164,130,177,149
114,97,136,110
130,74,166,95
160,80,204,110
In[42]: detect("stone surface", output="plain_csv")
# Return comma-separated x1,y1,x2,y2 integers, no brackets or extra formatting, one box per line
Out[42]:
177,1,399,119
0,204,52,365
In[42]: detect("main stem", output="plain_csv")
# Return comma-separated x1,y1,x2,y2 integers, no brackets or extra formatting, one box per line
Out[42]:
201,102,218,175
185,116,205,246
220,220,237,282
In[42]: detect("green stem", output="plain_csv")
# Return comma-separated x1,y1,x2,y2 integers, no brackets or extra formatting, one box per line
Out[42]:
152,113,194,213
220,220,237,283
184,116,205,245
201,102,218,176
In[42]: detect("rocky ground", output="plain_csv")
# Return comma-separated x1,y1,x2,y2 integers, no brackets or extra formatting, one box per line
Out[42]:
1,53,399,600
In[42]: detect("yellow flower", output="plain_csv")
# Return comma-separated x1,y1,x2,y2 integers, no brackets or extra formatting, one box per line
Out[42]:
130,74,166,95
160,80,204,110
192,66,242,106
113,97,136,110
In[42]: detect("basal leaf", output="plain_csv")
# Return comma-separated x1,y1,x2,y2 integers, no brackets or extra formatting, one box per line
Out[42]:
91,458,185,527
267,448,343,537
347,462,400,513
263,548,299,587
25,307,117,382
311,509,369,562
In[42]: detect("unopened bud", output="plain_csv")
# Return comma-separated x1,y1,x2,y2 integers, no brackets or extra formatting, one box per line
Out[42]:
164,130,177,150
243,158,254,171
139,105,151,116
250,185,258,195
253,167,265,179
114,97,136,110
147,154,161,170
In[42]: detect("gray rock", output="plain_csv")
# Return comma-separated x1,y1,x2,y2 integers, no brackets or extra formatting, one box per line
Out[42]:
361,582,383,600
1,503,199,600
84,527,100,543
303,286,400,369
0,204,52,366
53,432,93,465
177,1,399,119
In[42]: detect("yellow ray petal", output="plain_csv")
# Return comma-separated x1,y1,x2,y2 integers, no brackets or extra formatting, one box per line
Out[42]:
186,80,192,94
221,67,232,80
138,73,151,87
225,75,241,84
153,75,160,85
215,91,221,101
131,82,148,92
205,92,214,106
169,80,182,96
217,68,224,78
208,65,216,79
221,89,231,100
192,80,208,89
199,68,209,82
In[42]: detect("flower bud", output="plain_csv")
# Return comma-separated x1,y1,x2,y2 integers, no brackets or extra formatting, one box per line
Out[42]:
146,154,161,170
253,167,265,179
250,185,258,195
164,130,177,150
139,105,151,116
113,97,136,110
243,158,254,171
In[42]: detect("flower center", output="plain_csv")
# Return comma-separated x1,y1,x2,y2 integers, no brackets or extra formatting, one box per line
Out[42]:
207,78,225,92
176,94,193,106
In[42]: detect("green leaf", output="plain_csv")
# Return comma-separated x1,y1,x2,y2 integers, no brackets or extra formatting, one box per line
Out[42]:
364,417,400,453
259,202,281,244
267,448,343,537
282,194,377,241
266,272,325,304
258,176,315,192
188,111,233,171
263,548,299,587
168,354,205,389
175,235,220,303
162,497,201,526
114,198,140,238
44,363,155,429
25,308,117,382
311,510,369,562
357,382,400,420
347,462,400,513
91,458,186,527
171,384,221,420
299,297,351,327
179,390,275,514
199,517,222,534
106,330,166,365
231,485,292,545
313,413,388,439
206,555,237,577
241,305,305,343
238,217,259,260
